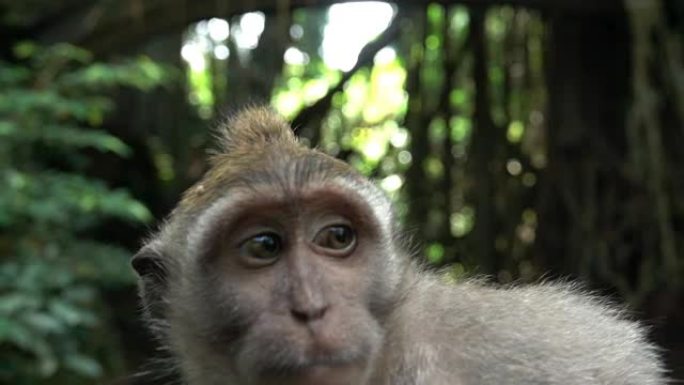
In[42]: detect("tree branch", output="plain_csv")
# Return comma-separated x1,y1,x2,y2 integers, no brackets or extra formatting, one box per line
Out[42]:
35,0,621,56
291,13,401,139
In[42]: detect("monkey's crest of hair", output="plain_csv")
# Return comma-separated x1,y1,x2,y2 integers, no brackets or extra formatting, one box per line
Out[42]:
214,106,297,155
179,107,305,209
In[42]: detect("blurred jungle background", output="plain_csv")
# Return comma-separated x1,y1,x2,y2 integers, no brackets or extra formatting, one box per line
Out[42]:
0,0,683,384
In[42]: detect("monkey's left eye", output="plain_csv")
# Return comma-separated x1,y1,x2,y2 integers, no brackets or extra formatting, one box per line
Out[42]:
313,225,356,254
240,233,282,265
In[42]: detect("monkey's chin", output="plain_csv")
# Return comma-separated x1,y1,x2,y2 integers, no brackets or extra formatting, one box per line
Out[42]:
260,363,367,385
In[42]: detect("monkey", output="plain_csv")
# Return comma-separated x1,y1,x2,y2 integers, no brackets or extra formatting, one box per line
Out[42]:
131,107,665,385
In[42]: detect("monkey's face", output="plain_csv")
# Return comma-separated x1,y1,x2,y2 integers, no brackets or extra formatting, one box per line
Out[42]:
164,152,401,385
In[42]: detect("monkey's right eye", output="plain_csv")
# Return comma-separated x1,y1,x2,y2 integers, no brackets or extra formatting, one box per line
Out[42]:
240,233,282,265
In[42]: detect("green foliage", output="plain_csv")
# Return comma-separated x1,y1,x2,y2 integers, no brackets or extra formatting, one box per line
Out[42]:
0,42,170,384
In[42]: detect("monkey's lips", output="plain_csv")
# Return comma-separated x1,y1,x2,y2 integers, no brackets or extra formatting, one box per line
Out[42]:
251,333,373,383
260,341,366,372
259,349,367,385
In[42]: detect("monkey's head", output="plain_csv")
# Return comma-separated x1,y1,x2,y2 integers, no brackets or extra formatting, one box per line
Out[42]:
132,107,406,385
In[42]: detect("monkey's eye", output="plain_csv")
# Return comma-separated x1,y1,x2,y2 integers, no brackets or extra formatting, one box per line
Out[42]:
241,233,282,264
313,225,356,254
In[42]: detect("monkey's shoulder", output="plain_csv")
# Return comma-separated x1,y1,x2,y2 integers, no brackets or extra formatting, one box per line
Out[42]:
397,279,665,385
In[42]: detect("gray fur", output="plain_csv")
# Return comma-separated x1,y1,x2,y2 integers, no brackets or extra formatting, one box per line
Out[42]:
374,273,665,384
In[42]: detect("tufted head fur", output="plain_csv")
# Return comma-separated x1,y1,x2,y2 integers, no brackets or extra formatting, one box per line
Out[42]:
213,106,297,153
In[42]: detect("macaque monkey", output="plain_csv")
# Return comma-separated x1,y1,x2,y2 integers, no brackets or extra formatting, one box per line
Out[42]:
132,107,665,385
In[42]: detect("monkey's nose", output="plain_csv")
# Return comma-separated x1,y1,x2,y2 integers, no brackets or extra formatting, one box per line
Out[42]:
290,304,328,323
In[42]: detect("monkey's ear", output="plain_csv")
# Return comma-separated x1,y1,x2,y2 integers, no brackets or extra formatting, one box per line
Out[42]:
131,244,168,320
131,245,166,281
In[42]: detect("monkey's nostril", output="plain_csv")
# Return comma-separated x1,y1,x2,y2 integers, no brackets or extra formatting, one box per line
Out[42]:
290,305,328,323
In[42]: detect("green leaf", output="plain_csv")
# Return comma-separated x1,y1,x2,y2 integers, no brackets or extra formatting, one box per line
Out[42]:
13,41,37,59
0,120,17,135
63,354,102,378
48,300,86,326
0,293,41,314
40,126,131,156
22,312,65,334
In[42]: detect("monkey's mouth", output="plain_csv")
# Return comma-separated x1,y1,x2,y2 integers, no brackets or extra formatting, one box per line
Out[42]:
259,345,366,375
239,317,381,380
248,335,372,380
